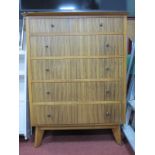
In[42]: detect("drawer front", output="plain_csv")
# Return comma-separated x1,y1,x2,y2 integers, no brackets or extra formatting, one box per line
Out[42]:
30,35,123,57
29,17,123,34
81,17,123,33
31,59,123,80
32,82,122,102
30,17,70,33
34,104,121,125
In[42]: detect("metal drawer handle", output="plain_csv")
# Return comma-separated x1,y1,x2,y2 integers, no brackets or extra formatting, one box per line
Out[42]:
106,111,111,116
47,114,51,118
105,67,110,71
106,44,110,48
45,45,49,48
106,90,110,94
46,91,50,95
45,68,50,72
99,23,103,27
51,24,55,28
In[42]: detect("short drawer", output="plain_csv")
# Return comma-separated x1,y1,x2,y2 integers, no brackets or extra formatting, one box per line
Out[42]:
31,58,123,80
32,81,122,102
34,103,121,125
29,16,123,34
30,35,124,57
81,17,123,33
29,17,71,33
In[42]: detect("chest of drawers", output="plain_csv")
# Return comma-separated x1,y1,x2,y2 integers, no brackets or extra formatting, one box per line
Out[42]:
25,12,127,147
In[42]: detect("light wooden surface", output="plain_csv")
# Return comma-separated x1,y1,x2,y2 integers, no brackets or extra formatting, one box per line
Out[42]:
26,17,36,125
29,17,123,34
122,16,127,123
112,125,122,144
23,12,128,16
26,13,127,146
31,59,123,80
127,18,135,41
31,56,124,59
30,35,124,57
38,124,120,129
34,127,44,147
34,103,120,125
31,82,121,102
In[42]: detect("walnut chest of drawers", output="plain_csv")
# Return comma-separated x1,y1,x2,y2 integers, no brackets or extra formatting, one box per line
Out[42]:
25,12,127,147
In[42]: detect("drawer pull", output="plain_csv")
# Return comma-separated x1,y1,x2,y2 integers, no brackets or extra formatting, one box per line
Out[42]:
105,67,110,71
51,24,55,28
106,90,110,94
46,91,50,95
45,68,50,72
47,114,51,118
106,111,111,116
45,45,48,48
99,23,103,27
106,44,110,48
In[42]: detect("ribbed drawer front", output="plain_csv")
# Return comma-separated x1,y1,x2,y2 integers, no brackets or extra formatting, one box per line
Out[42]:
34,104,121,125
32,82,122,102
29,16,123,34
27,14,127,127
30,35,124,57
31,58,123,80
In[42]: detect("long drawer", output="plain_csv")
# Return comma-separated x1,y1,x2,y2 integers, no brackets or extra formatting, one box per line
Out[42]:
30,35,124,57
31,58,123,80
34,103,121,125
32,82,122,102
29,16,123,34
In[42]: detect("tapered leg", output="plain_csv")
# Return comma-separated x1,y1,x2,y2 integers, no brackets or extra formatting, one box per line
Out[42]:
112,126,122,144
34,127,44,147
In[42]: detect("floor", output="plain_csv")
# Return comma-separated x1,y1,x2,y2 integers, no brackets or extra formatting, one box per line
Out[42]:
19,129,134,155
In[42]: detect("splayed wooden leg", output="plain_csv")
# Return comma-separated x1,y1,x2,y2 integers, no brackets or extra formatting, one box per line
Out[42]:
34,127,44,147
112,126,122,144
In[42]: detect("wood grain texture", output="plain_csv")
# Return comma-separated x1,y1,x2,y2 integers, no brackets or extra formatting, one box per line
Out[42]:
29,16,123,34
26,17,36,125
31,56,124,60
26,13,127,146
23,12,128,16
31,32,123,36
31,82,122,102
122,16,127,123
39,124,119,130
112,125,122,144
34,103,121,125
127,18,135,41
31,58,123,80
30,35,124,57
34,127,44,147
